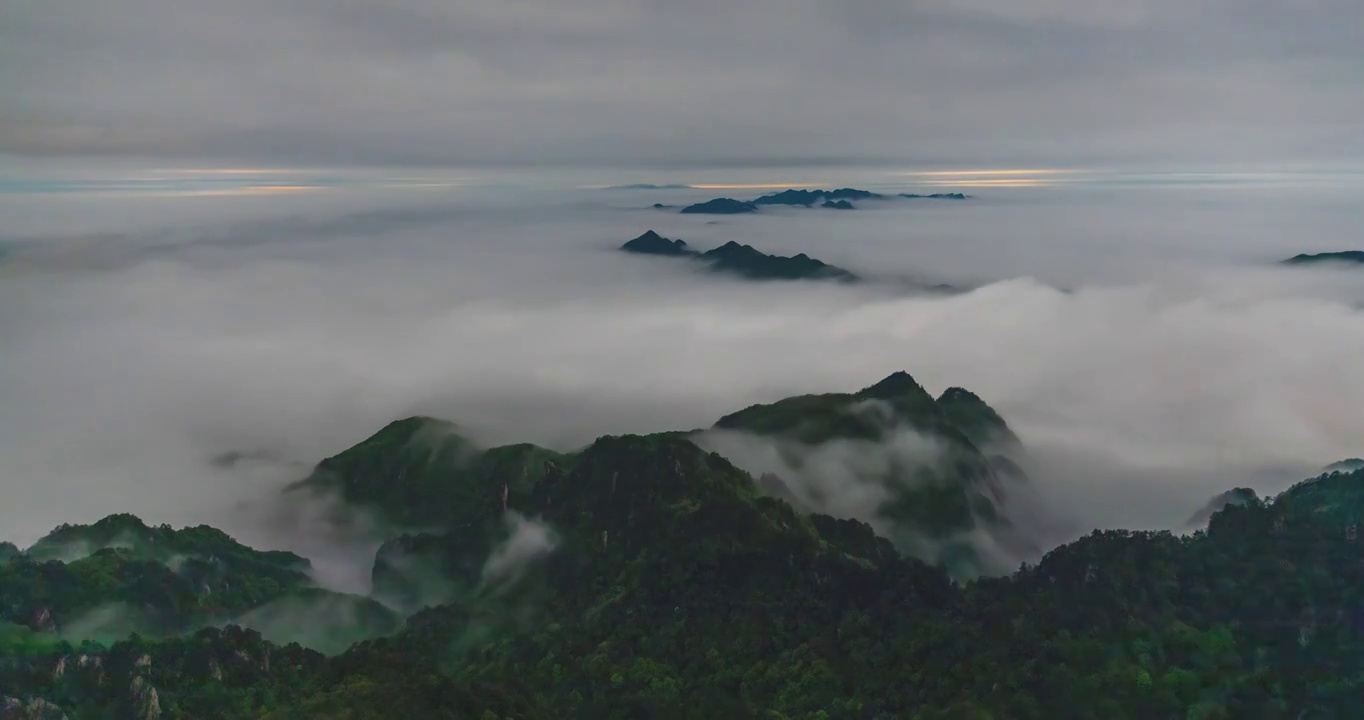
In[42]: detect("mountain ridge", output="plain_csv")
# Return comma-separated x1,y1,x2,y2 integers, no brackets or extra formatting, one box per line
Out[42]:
5,381,1364,717
619,230,859,282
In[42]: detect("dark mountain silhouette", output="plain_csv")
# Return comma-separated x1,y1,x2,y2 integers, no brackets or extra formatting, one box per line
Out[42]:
619,230,697,256
1284,250,1364,265
618,232,857,281
679,198,757,214
698,241,857,281
753,188,883,206
679,187,971,214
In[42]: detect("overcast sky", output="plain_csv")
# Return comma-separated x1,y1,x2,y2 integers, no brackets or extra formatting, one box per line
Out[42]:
4,0,1362,168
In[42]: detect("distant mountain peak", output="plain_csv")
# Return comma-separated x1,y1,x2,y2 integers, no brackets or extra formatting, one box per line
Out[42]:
1283,250,1364,265
753,188,881,206
679,198,758,214
294,416,562,528
620,230,696,256
936,387,1019,448
858,371,929,400
698,241,856,282
619,231,857,282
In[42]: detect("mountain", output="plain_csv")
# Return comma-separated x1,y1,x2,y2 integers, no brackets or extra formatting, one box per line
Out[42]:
711,372,1027,574
1283,250,1364,265
25,513,309,572
1272,464,1364,527
619,230,697,256
714,371,987,445
699,241,857,281
618,233,858,282
10,446,1364,717
313,372,1015,567
1325,458,1364,473
679,188,970,215
1185,487,1259,527
935,386,1021,449
1,515,399,654
8,455,1364,718
679,198,757,214
752,188,883,206
291,416,562,528
10,382,1364,716
229,588,401,655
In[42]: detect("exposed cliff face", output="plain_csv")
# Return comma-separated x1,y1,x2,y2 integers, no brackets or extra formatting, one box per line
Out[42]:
128,674,161,720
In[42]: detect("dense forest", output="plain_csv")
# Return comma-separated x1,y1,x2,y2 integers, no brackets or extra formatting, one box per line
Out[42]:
3,373,1362,719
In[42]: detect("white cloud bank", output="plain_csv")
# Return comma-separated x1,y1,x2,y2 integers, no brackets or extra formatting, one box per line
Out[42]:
2,180,1361,563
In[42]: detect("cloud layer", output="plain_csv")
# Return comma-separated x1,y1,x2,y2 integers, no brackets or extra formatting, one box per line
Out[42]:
2,181,1363,565
3,0,1363,166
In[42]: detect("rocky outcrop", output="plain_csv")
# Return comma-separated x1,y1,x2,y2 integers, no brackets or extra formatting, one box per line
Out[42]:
0,697,68,720
128,675,161,720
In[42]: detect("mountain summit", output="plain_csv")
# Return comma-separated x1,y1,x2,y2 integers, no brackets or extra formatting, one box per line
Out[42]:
620,230,697,256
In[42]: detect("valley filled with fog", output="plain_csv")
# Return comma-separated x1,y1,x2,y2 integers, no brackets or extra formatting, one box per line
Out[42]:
3,168,1364,591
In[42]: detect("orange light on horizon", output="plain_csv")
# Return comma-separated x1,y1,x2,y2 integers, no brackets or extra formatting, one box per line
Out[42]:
922,179,1053,187
897,169,1072,177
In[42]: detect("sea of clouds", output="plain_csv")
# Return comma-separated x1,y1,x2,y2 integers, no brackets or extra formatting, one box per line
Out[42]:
3,170,1363,586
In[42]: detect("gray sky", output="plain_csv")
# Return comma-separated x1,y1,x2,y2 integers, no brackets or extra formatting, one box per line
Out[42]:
4,0,1362,167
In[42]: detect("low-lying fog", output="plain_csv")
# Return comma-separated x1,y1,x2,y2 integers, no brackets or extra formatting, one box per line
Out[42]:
4,167,1363,588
